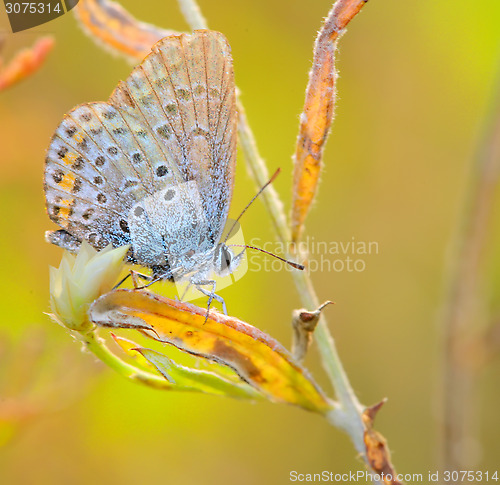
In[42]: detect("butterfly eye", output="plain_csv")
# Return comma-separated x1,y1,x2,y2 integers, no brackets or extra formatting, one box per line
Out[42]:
220,246,232,272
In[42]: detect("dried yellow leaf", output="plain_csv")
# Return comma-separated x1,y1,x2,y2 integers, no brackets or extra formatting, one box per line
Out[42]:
90,289,332,413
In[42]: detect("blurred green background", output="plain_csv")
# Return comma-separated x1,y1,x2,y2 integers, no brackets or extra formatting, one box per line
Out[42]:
1,1,500,483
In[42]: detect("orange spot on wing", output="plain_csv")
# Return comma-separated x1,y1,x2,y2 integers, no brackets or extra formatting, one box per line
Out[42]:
73,132,85,144
63,152,78,166
58,198,74,227
59,173,76,192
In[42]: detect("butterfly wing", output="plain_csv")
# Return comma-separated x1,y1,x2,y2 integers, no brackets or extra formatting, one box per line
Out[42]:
45,30,236,258
44,101,160,252
110,30,237,244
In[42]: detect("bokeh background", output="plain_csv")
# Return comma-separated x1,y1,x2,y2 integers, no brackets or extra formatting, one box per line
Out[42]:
1,1,500,483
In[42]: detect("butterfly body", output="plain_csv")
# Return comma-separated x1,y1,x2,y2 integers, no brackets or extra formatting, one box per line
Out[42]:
44,30,238,291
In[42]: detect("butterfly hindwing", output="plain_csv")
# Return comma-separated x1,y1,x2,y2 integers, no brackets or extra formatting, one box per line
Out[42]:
44,100,170,251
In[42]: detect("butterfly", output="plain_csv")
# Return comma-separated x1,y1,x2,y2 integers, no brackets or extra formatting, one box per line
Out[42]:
44,30,241,311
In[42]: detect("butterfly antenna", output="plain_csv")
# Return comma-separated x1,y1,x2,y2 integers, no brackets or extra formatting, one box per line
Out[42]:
229,244,305,270
223,168,281,244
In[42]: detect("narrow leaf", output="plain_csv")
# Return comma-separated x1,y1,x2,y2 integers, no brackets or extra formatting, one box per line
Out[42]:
74,0,180,61
291,0,368,243
90,289,332,413
110,333,157,372
0,36,54,91
363,402,402,485
136,348,262,400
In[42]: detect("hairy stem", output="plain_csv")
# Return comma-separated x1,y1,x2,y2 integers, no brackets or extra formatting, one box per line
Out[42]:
439,65,500,470
178,0,368,463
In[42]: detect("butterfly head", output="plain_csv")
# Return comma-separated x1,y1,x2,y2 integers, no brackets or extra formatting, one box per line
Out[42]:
213,243,244,278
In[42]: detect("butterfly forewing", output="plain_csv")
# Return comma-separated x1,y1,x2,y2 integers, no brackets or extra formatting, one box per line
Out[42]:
45,30,237,268
115,30,237,240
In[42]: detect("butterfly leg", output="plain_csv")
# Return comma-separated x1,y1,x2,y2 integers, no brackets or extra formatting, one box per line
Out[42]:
114,270,153,290
194,280,228,316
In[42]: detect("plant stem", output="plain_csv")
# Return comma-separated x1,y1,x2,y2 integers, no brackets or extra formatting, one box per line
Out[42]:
178,0,367,459
238,100,367,449
439,64,500,471
236,105,291,243
177,0,207,32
